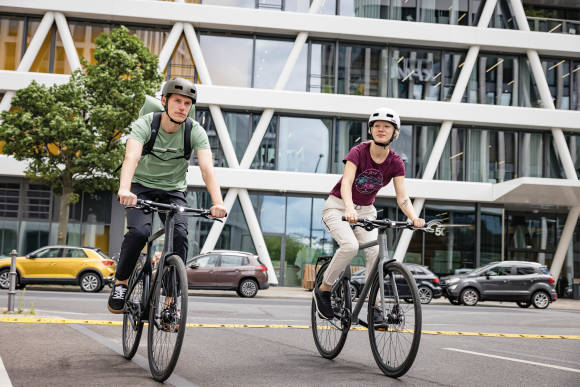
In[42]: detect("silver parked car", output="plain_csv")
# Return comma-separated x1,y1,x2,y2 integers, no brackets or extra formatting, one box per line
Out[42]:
441,261,557,309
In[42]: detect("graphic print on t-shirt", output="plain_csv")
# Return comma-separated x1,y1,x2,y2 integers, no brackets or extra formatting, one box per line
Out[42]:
354,168,383,194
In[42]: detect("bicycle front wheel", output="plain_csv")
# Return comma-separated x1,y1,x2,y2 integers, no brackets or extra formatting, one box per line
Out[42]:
122,264,147,359
368,261,422,378
311,265,351,359
147,254,188,382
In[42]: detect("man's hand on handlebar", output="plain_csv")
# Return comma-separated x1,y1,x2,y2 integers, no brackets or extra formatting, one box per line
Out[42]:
118,188,137,206
210,204,227,219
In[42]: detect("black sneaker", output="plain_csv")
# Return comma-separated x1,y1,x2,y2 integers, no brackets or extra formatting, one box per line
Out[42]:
107,284,128,314
314,285,334,319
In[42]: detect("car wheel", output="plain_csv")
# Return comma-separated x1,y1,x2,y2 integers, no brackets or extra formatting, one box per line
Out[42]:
348,283,359,301
531,291,550,309
238,278,258,298
0,269,10,289
449,298,461,305
460,288,479,306
418,286,433,304
516,301,531,308
80,272,103,293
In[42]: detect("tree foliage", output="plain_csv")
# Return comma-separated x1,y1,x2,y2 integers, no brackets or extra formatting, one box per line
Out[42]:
0,26,163,244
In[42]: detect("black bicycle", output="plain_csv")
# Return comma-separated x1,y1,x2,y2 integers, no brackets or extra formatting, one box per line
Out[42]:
121,199,222,382
311,217,441,378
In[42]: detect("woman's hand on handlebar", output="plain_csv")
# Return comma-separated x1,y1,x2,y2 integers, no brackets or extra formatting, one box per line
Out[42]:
344,206,359,224
411,217,425,229
118,188,137,206
210,204,227,218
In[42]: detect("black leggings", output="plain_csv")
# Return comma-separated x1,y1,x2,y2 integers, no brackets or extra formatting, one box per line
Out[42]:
115,183,188,281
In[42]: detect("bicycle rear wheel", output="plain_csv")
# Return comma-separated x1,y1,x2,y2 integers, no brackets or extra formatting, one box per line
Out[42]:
147,255,188,382
122,263,147,359
367,261,422,378
311,264,351,359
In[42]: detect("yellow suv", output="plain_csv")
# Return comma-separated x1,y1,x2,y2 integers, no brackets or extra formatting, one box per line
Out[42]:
0,245,116,292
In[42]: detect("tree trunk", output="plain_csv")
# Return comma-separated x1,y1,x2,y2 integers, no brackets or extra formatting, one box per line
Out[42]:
57,183,73,245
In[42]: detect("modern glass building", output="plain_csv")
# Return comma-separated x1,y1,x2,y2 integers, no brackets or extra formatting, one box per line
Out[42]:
0,0,579,294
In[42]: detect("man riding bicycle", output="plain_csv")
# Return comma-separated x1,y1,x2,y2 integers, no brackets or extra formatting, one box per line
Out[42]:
108,78,227,314
314,107,425,320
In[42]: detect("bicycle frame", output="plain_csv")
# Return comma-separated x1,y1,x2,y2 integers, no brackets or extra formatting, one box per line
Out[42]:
330,227,395,327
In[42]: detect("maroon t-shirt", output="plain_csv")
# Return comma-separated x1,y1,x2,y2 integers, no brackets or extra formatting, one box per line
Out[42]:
330,142,405,206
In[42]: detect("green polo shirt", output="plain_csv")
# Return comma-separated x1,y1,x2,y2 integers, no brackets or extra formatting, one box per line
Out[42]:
128,113,210,191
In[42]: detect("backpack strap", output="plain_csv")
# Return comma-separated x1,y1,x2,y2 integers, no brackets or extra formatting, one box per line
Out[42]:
183,118,193,160
142,112,162,156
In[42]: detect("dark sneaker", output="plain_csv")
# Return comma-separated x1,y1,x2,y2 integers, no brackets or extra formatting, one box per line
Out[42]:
314,286,334,319
107,284,128,314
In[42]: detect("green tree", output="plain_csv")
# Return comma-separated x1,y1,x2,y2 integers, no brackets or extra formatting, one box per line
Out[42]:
0,26,162,245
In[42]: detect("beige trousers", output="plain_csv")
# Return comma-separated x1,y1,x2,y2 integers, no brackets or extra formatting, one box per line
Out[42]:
321,195,379,287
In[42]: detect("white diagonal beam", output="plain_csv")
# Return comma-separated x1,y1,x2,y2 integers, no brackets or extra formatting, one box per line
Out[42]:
0,12,55,112
54,12,81,71
508,0,580,280
157,22,184,73
393,0,498,261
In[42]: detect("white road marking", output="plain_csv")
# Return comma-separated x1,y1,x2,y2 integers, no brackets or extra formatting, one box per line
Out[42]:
0,356,13,387
443,348,580,373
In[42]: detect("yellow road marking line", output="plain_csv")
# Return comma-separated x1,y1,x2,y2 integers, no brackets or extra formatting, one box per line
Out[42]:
1,316,579,340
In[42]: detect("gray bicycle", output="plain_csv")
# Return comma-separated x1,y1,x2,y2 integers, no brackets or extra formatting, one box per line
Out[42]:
311,217,440,378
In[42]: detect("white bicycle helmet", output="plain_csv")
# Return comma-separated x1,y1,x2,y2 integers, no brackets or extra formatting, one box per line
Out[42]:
368,107,400,130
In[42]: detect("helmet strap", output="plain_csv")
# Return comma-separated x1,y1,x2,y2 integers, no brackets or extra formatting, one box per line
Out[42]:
163,100,187,125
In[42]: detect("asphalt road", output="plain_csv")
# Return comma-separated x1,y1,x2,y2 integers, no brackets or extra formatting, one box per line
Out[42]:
1,289,579,387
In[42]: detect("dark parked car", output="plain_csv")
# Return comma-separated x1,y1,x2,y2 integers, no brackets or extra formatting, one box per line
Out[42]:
349,263,443,304
440,261,557,309
186,250,269,298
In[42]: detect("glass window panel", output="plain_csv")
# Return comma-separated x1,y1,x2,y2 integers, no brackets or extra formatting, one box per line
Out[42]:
520,59,542,108
420,0,468,25
223,111,251,162
542,58,570,110
185,189,216,257
0,182,19,218
200,34,253,87
256,195,286,234
82,191,112,224
0,16,25,71
439,128,464,181
467,54,518,106
338,44,387,97
480,207,502,266
389,124,412,177
333,119,365,173
568,134,580,179
258,0,282,10
318,0,337,14
216,198,256,253
545,135,565,179
339,0,390,19
254,38,307,91
414,124,439,178
278,116,331,173
389,47,441,100
392,0,417,22
168,35,195,81
309,41,335,93
424,203,475,276
128,26,167,57
507,212,557,262
468,129,516,183
251,114,277,170
54,22,111,74
0,220,18,257
518,132,543,177
194,109,226,167
284,0,310,12
202,0,254,7
82,223,109,252
19,221,50,255
572,62,580,110
28,21,52,73
443,52,465,101
26,184,51,220
470,0,484,26
492,0,517,29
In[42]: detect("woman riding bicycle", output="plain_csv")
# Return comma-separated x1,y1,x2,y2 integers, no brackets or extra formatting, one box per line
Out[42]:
314,107,425,319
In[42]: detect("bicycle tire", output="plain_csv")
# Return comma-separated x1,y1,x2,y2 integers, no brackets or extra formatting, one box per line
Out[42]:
122,264,148,360
367,261,422,378
311,263,351,359
147,255,188,382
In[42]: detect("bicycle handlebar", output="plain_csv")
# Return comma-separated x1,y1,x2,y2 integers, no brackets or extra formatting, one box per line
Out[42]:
130,199,225,222
342,216,443,235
